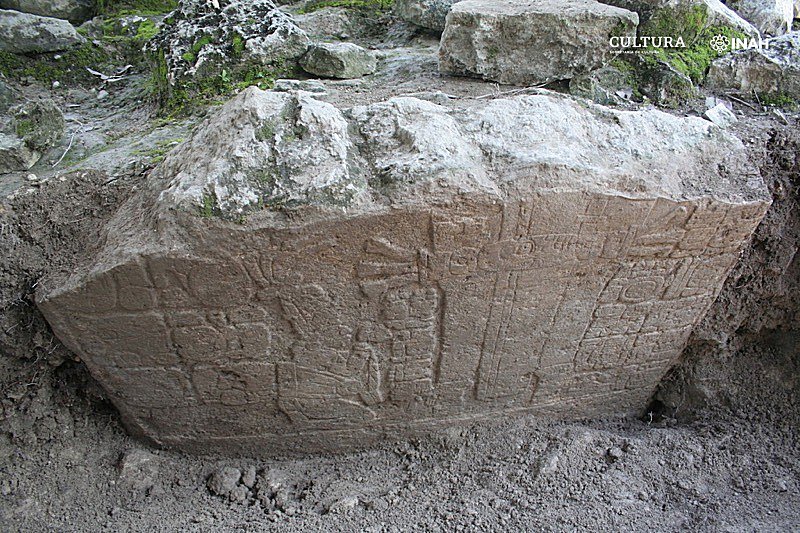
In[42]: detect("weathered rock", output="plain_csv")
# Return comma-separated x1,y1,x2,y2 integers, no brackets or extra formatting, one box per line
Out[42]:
273,78,327,94
705,31,800,100
207,467,241,498
728,0,794,35
0,98,63,173
301,42,376,79
704,102,738,127
569,64,637,105
0,8,84,54
395,0,460,32
795,0,799,17
0,0,95,24
0,78,17,113
37,87,770,456
145,0,308,93
633,57,699,107
117,449,159,493
11,99,64,153
439,0,639,85
601,0,758,36
0,133,38,173
294,6,353,39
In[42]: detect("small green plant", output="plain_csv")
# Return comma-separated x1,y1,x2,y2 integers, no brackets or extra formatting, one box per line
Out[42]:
133,137,185,165
757,92,797,108
200,192,217,218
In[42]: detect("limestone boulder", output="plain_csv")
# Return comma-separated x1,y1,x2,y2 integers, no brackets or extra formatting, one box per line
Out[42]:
0,0,95,24
293,7,353,40
37,87,770,456
395,0,461,32
0,8,84,54
705,31,800,99
728,0,794,35
301,42,377,79
438,0,639,85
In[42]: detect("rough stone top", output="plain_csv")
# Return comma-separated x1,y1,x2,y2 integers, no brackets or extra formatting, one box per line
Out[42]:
149,86,767,223
451,0,638,19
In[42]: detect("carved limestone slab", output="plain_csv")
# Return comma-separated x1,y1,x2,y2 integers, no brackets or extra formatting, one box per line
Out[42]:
38,88,770,455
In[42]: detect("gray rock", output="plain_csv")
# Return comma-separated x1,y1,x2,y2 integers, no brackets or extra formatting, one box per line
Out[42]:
207,467,241,498
633,57,698,107
394,0,460,32
241,466,257,488
0,8,84,54
706,31,800,100
569,64,637,105
0,98,63,173
145,0,308,94
11,98,64,153
273,78,328,93
37,87,770,456
294,6,352,39
602,0,758,36
0,133,38,173
117,449,159,493
704,102,738,127
0,78,17,112
327,496,360,513
301,42,376,79
0,0,95,24
438,0,639,85
728,0,794,35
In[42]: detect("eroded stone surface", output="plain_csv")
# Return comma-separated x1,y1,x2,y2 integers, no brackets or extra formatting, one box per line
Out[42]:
706,31,800,99
0,0,96,24
729,0,794,35
300,42,377,79
395,0,461,32
37,87,770,455
439,0,639,85
0,8,84,53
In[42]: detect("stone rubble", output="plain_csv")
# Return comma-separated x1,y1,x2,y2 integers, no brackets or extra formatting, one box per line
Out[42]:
145,0,309,92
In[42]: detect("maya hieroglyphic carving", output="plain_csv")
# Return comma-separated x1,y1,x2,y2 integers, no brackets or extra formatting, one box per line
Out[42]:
37,90,770,454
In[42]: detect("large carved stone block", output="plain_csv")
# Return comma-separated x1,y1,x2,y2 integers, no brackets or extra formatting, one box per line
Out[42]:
37,88,770,455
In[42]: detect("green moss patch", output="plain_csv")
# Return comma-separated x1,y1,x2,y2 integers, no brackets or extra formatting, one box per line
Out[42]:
0,43,115,86
639,4,747,84
299,0,394,14
97,0,178,17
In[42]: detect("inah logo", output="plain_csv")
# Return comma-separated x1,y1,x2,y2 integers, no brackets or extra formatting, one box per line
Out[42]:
709,33,772,53
709,34,730,54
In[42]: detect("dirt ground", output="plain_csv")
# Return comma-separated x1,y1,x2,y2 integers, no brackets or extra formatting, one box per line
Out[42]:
1,8,799,531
